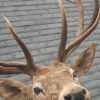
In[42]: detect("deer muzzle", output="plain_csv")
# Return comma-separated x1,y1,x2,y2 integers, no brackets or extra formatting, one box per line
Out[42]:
64,89,86,100
59,83,90,100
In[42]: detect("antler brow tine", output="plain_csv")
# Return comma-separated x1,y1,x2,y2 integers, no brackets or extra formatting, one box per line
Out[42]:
57,0,67,62
4,16,37,70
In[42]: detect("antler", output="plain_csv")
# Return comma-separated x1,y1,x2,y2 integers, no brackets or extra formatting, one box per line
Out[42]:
66,0,99,57
0,66,22,74
57,0,100,62
0,17,37,75
64,0,100,58
64,0,84,57
57,0,67,62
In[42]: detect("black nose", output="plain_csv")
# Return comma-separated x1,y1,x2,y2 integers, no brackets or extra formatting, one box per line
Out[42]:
64,89,86,100
64,95,72,100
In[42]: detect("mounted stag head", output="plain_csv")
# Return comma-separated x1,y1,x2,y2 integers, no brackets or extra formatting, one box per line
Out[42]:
0,0,100,100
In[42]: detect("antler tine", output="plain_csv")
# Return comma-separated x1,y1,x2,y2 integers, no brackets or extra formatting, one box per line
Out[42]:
57,0,67,62
85,0,99,31
4,16,37,71
65,10,100,56
0,61,31,74
76,0,84,37
0,66,22,74
64,0,100,59
0,61,26,68
63,0,84,58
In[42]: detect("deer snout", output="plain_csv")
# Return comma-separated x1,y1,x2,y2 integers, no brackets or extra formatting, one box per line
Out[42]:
64,89,86,100
59,83,90,100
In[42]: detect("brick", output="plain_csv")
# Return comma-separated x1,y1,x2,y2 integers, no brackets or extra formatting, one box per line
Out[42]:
18,31,40,38
28,42,47,50
80,72,100,83
0,47,10,55
41,13,60,19
33,19,53,25
90,88,100,99
37,4,57,9
24,1,44,5
39,46,57,54
13,52,25,59
25,25,48,31
13,21,34,27
28,9,49,15
0,7,16,12
14,27,25,33
46,40,59,47
35,54,53,63
0,54,13,60
16,6,37,11
47,23,61,28
44,0,57,3
32,34,59,43
0,34,11,41
20,15,41,20
0,41,6,47
31,50,40,56
6,11,28,16
9,46,21,53
2,1,24,6
7,16,21,21
39,28,60,35
6,40,17,46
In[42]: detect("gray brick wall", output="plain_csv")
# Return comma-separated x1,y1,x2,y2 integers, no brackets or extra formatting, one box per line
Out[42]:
0,0,100,99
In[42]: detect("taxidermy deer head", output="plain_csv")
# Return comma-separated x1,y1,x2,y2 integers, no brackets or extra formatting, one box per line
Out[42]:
0,0,100,100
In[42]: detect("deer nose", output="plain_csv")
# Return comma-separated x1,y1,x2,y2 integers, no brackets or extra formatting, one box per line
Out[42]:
64,89,86,100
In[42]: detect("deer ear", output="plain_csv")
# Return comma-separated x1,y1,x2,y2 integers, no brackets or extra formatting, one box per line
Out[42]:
0,78,29,98
5,81,21,94
71,43,96,76
0,78,22,94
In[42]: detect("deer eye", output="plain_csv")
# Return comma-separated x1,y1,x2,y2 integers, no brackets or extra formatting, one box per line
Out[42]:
33,82,44,95
34,87,42,95
73,72,78,80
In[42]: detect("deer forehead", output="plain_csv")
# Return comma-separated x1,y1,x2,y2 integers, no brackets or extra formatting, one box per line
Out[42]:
32,61,75,84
